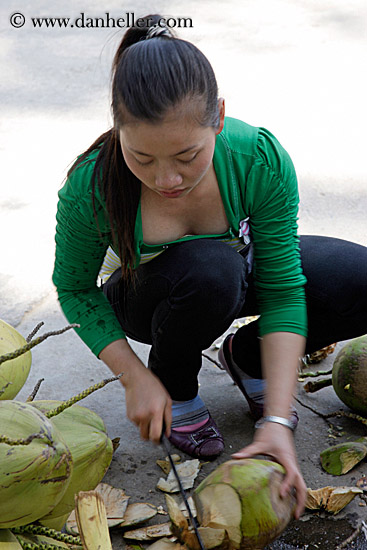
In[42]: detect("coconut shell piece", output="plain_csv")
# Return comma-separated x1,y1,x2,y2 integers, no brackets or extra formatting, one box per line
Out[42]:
320,441,367,475
157,460,200,493
147,537,185,550
94,483,130,527
166,493,230,550
306,486,363,514
66,482,130,532
179,497,197,519
195,482,242,548
183,527,227,550
123,522,172,541
121,503,159,528
75,490,113,550
327,487,363,513
165,494,189,534
157,455,181,475
67,499,158,534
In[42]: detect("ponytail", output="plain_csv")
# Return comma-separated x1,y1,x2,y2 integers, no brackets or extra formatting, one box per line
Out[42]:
69,14,219,282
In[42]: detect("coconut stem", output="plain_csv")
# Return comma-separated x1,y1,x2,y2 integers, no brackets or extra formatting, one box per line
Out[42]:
296,397,367,429
303,377,333,393
45,374,123,419
26,378,45,402
15,534,70,549
298,368,333,380
26,322,45,343
0,432,52,446
325,410,367,427
12,525,82,546
0,324,80,365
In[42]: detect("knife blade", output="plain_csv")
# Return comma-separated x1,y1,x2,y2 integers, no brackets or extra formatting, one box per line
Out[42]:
161,432,206,550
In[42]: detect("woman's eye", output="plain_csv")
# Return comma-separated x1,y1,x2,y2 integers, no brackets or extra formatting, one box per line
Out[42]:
179,153,198,164
135,158,153,166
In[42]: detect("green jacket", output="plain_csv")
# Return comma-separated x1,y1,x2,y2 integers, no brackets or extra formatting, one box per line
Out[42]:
53,117,307,356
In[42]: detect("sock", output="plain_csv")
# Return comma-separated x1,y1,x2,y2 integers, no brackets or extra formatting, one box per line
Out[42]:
228,335,266,399
171,395,209,432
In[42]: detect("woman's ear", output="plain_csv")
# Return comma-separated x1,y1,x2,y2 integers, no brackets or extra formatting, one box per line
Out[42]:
216,98,225,135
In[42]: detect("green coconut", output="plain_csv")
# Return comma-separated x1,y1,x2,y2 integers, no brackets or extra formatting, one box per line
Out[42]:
30,400,113,530
0,320,31,400
185,458,296,550
332,335,367,416
0,400,72,528
0,529,23,548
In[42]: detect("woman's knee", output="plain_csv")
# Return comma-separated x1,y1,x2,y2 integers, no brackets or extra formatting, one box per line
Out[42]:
171,240,249,313
300,235,367,317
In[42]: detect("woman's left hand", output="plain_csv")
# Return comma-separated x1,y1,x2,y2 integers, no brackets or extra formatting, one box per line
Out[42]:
232,422,306,520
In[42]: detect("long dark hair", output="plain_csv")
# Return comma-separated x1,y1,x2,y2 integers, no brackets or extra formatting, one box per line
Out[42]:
68,14,220,281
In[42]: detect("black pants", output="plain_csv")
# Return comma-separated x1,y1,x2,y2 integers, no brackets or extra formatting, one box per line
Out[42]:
103,236,367,401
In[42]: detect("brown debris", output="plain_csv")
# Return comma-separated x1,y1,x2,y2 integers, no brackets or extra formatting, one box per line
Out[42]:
306,486,363,514
156,455,181,475
157,459,200,493
356,477,367,492
123,522,172,541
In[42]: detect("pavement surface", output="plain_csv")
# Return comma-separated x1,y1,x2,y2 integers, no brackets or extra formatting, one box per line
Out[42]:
1,1,367,548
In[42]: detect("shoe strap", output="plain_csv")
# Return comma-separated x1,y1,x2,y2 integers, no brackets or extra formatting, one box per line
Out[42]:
190,424,222,446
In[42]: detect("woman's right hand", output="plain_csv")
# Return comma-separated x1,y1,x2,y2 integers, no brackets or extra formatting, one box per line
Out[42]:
99,338,172,444
123,366,172,443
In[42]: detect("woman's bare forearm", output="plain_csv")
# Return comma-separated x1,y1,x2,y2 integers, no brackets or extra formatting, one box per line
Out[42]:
99,338,172,441
260,332,306,417
99,339,147,387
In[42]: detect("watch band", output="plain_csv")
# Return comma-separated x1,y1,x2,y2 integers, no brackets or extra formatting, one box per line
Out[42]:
255,415,295,431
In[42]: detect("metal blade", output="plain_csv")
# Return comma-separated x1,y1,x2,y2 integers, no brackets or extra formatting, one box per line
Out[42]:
161,434,206,550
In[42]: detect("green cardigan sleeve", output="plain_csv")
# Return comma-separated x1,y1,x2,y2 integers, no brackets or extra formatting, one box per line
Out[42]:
243,128,308,337
52,158,126,356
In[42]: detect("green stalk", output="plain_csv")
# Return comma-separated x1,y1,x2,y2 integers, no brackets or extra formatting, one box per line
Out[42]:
26,379,45,402
45,374,123,419
0,432,52,446
325,410,367,427
12,525,81,545
303,377,333,393
0,325,79,365
26,322,45,343
15,535,71,550
298,368,333,380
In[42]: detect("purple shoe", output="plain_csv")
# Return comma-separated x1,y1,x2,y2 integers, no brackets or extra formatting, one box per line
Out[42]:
218,334,299,430
168,415,224,459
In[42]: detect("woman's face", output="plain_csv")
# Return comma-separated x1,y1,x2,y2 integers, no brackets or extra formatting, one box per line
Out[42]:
119,99,225,199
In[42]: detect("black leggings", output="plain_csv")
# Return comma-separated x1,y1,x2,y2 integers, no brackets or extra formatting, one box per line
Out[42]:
103,236,367,401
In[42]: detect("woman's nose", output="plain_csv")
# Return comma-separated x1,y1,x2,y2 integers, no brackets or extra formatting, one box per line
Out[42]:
155,170,183,190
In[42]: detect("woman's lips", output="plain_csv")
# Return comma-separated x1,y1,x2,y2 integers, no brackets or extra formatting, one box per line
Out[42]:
158,189,186,198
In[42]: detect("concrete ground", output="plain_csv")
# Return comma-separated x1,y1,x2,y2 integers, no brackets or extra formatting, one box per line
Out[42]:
1,1,367,548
